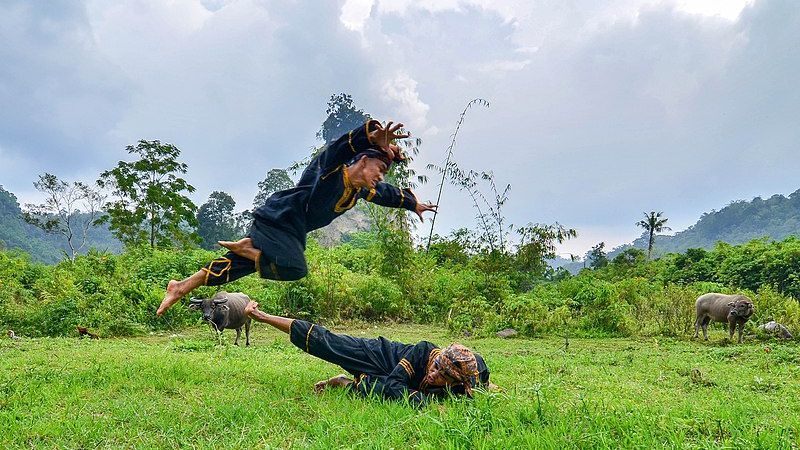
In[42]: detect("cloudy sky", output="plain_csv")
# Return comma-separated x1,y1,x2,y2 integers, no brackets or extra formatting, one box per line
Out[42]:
2,0,798,256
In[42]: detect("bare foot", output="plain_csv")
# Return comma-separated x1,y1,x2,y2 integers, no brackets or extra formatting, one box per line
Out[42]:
157,280,184,316
487,382,502,392
218,238,261,262
313,379,329,393
314,374,352,393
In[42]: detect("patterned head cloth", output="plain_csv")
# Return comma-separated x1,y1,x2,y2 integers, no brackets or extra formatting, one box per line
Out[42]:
439,343,479,396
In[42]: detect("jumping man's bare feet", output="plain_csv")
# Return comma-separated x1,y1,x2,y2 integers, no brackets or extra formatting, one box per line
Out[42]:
218,237,261,262
156,270,205,316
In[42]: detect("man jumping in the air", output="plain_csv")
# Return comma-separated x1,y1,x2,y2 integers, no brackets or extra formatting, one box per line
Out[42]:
243,300,491,406
157,120,437,316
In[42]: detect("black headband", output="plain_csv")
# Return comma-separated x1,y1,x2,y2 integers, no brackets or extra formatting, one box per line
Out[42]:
350,149,393,168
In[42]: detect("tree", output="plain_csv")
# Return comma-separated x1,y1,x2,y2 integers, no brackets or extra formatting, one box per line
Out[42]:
514,222,578,278
289,93,372,175
317,93,370,144
22,173,105,261
197,191,239,249
612,247,646,267
636,211,671,259
253,169,294,209
587,242,608,269
98,140,198,248
234,210,253,237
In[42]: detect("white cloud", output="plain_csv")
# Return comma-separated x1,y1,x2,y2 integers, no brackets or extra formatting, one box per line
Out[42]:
380,72,430,131
340,0,374,32
477,59,532,73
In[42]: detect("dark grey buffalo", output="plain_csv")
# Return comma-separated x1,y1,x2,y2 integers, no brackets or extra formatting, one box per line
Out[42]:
189,291,252,346
693,293,754,343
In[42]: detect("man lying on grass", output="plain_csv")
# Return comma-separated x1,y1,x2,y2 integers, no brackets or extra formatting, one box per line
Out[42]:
244,301,491,407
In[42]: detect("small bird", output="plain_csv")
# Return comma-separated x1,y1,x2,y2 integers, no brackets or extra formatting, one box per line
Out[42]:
7,330,21,340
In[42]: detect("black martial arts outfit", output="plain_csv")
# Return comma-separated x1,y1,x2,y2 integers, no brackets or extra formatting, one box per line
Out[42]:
202,120,418,285
289,319,490,407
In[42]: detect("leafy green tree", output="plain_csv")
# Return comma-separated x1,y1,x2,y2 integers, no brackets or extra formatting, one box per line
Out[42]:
98,140,198,248
611,248,646,268
513,222,578,289
253,169,294,209
22,173,105,261
234,210,253,236
197,191,239,249
636,211,671,259
587,242,609,269
317,93,370,144
289,93,372,175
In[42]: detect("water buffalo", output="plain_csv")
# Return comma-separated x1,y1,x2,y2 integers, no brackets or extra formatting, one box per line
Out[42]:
693,293,754,343
189,291,252,346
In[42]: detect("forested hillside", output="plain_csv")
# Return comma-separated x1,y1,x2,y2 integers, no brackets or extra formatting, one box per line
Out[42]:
0,186,121,264
610,190,800,259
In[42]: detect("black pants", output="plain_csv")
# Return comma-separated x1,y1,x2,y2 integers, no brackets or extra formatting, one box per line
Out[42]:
201,252,256,286
201,221,309,285
288,320,402,377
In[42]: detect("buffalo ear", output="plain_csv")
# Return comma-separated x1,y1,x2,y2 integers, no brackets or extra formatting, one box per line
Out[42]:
727,302,736,307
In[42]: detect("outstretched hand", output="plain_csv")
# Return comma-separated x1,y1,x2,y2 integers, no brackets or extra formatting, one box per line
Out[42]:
244,300,259,317
368,121,410,161
415,202,438,222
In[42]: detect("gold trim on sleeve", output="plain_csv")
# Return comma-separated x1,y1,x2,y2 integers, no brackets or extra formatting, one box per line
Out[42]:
305,324,315,353
366,188,376,201
348,131,356,153
399,358,415,377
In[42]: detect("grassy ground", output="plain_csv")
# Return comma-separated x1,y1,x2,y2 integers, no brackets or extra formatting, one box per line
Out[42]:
2,323,799,449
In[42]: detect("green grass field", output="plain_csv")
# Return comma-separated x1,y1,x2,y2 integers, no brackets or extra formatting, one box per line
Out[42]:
2,323,799,449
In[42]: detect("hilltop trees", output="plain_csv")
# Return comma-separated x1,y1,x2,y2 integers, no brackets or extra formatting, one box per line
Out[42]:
637,211,671,259
98,140,198,249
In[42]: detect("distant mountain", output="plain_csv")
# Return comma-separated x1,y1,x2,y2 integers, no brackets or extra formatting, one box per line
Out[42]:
550,190,800,273
0,186,122,264
610,189,800,259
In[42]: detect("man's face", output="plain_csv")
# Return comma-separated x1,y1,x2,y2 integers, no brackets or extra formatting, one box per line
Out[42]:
359,157,388,189
424,356,459,387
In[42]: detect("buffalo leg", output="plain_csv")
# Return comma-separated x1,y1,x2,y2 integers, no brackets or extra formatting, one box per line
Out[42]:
737,322,744,343
728,321,736,341
694,316,701,338
235,327,241,346
702,318,709,340
245,319,251,347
